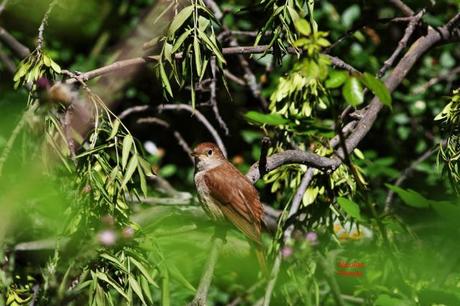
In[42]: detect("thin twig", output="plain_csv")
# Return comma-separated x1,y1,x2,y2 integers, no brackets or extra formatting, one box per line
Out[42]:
388,0,414,17
65,46,357,84
188,236,224,306
118,105,150,120
204,0,268,109
210,56,230,135
158,103,227,157
414,66,460,94
384,145,440,213
137,117,194,163
37,0,58,52
378,10,424,78
262,168,315,306
223,69,246,86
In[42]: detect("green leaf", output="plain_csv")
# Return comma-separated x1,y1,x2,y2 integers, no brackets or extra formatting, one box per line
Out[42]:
140,277,153,304
168,265,195,292
193,35,202,75
325,70,347,88
360,72,392,107
294,19,311,36
129,276,147,306
171,28,193,53
245,111,289,126
108,119,121,140
168,5,193,37
337,197,362,221
96,272,128,300
100,253,127,272
122,135,133,170
122,155,138,188
196,28,226,64
50,59,61,73
130,257,158,287
342,77,364,106
385,184,430,208
159,62,173,97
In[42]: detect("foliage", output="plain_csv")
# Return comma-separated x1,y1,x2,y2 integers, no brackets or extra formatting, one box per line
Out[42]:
0,0,459,305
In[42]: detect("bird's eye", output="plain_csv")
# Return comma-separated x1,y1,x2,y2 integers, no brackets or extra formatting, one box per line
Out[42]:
207,149,213,156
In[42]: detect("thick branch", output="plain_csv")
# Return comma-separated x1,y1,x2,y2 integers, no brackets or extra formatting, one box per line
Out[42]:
246,150,338,183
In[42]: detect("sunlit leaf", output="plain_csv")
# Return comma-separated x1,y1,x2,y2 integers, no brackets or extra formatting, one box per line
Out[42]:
122,155,138,188
168,5,193,37
325,70,347,88
385,184,430,208
129,276,147,306
122,135,133,170
360,72,392,107
342,77,363,106
295,19,311,36
337,197,363,221
245,111,289,126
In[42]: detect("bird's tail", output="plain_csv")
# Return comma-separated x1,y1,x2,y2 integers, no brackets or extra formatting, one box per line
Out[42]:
255,243,269,278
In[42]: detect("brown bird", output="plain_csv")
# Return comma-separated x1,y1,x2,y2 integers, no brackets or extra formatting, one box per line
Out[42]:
192,142,267,274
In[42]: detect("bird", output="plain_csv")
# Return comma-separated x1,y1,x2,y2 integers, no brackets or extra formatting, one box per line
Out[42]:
192,142,267,275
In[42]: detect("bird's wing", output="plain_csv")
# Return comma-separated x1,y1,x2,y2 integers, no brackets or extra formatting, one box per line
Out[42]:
203,163,263,242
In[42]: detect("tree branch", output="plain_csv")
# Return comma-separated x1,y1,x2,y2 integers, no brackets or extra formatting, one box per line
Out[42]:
0,43,16,73
157,103,227,157
65,45,356,84
384,144,440,213
246,150,339,184
137,116,194,163
388,0,414,17
378,9,424,78
37,0,58,52
210,56,229,135
188,236,224,306
0,26,30,58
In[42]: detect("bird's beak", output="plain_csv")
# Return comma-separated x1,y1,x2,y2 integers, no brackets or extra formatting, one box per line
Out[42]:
191,151,198,157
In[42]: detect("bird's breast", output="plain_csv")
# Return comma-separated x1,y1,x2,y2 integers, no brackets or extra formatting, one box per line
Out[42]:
194,171,225,221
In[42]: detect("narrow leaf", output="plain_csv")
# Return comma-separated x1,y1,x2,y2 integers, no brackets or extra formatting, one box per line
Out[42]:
122,135,133,170
245,111,289,126
122,155,138,188
130,257,158,287
168,5,193,36
337,197,363,221
129,276,147,306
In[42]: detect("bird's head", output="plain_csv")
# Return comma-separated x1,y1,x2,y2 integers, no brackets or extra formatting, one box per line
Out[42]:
192,142,225,171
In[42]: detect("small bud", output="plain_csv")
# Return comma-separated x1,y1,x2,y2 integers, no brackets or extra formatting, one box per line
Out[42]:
281,246,293,258
122,226,135,239
98,230,117,246
101,215,115,227
305,232,318,245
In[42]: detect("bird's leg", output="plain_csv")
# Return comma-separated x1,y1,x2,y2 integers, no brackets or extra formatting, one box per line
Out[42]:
188,227,226,306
